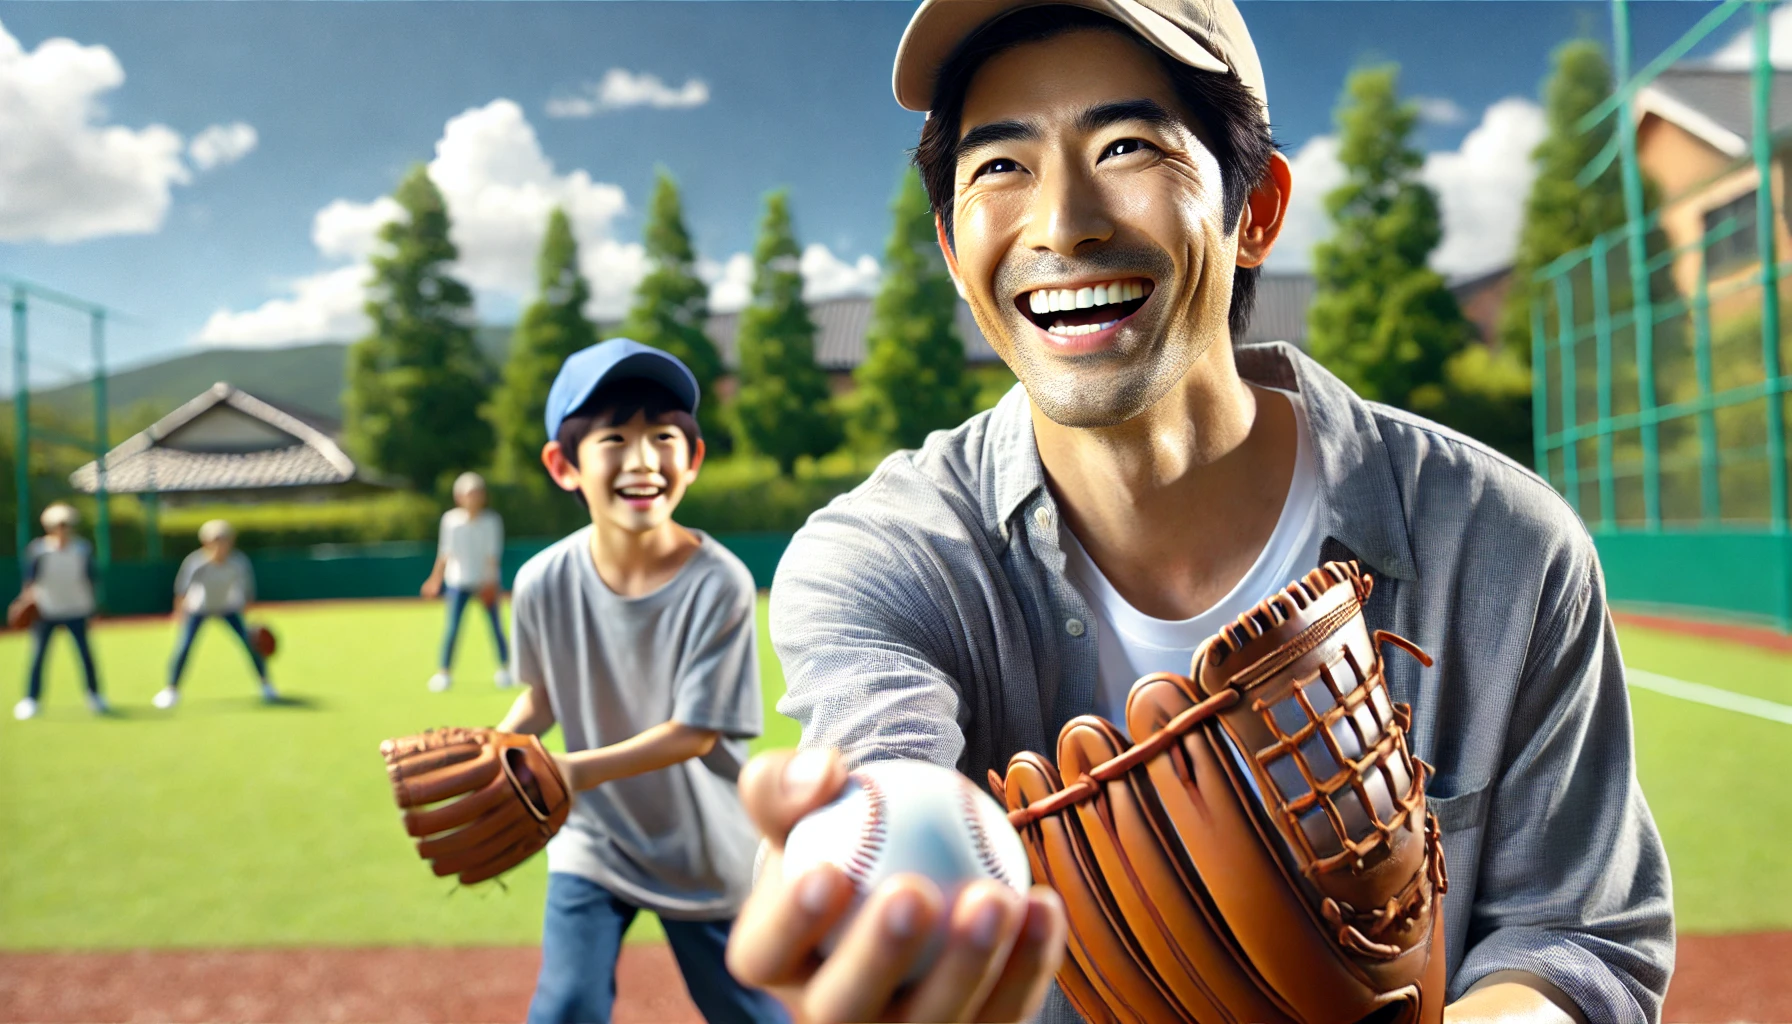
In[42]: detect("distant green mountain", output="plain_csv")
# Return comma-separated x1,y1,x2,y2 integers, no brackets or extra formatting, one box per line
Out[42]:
31,325,519,429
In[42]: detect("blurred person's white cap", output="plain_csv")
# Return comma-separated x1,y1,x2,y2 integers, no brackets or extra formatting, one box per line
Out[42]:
199,519,236,544
892,0,1267,116
453,471,487,500
40,503,78,529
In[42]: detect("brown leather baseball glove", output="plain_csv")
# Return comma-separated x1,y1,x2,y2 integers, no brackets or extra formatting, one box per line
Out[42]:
995,561,1448,1024
379,726,572,885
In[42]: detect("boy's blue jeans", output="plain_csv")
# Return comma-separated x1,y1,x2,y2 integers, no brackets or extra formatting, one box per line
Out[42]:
168,611,266,687
25,617,100,700
439,585,508,670
528,872,789,1024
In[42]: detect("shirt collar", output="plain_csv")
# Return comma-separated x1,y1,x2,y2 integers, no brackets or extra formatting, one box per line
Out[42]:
981,342,1417,582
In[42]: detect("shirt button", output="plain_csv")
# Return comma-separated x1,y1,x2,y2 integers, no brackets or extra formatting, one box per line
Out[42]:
1065,618,1085,637
1033,506,1052,531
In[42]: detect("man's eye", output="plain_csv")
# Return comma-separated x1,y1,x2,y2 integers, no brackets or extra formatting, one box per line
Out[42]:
1101,138,1156,160
972,158,1022,180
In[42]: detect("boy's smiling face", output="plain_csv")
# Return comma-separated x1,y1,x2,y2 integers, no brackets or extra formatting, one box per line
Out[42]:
547,410,704,535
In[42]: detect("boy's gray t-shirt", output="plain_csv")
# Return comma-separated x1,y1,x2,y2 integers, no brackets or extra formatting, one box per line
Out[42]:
511,526,763,920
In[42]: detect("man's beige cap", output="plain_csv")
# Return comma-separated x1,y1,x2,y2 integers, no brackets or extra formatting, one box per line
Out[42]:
893,0,1266,117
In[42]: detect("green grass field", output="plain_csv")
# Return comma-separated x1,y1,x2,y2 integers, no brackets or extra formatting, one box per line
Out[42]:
0,599,1786,950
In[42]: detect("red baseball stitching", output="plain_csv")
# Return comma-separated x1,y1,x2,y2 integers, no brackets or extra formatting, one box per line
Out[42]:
960,780,1013,889
839,771,888,891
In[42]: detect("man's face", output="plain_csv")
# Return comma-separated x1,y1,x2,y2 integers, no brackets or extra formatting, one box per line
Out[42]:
560,411,703,535
947,28,1239,427
206,538,233,561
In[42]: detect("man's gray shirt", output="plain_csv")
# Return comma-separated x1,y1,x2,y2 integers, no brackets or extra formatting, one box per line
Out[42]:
771,343,1673,1022
513,527,764,920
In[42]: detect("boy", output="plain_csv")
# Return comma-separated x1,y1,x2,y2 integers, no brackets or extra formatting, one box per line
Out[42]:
13,503,105,719
421,470,511,692
497,338,787,1024
157,519,277,709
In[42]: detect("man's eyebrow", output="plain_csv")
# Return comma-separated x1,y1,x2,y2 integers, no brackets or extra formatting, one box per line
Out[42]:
1075,99,1179,134
957,118,1039,156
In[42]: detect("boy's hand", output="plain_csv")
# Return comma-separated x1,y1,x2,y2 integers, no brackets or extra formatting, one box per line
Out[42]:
725,748,1067,1024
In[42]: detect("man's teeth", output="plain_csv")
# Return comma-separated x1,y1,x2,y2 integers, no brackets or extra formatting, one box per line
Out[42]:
1026,278,1147,316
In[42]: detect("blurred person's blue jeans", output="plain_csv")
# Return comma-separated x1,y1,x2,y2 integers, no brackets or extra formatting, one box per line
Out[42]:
527,872,788,1024
168,611,266,686
439,585,508,670
25,617,100,700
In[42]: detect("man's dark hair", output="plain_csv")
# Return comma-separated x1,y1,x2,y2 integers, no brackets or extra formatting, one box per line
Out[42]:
913,6,1278,341
555,376,702,469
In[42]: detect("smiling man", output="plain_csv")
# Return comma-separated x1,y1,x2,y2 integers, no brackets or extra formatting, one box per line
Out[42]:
725,3,1673,1023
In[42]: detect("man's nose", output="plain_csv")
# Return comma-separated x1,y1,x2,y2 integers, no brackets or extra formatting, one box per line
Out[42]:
1021,155,1114,256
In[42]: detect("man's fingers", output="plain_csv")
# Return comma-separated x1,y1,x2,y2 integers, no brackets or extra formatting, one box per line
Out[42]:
802,875,943,1024
974,888,1067,1023
726,861,854,988
891,881,1026,1023
737,748,847,849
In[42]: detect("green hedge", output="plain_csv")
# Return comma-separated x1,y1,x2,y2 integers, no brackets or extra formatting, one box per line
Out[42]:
67,454,872,555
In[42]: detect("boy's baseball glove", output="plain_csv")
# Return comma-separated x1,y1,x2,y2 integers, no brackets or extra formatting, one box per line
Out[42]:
996,561,1448,1024
379,726,572,885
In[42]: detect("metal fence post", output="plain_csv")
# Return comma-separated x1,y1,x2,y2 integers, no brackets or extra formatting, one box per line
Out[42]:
1614,0,1662,529
1533,291,1550,481
91,309,111,577
11,286,28,560
1592,236,1616,527
1753,0,1788,533
1557,274,1582,515
1694,232,1720,524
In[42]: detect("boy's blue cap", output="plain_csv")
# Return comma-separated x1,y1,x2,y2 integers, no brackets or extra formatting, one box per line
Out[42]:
544,338,700,441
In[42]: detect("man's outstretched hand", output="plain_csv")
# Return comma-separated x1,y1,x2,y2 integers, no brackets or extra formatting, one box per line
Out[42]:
725,748,1067,1024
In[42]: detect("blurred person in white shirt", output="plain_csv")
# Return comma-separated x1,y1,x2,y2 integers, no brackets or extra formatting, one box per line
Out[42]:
12,503,105,719
156,519,276,709
420,471,510,692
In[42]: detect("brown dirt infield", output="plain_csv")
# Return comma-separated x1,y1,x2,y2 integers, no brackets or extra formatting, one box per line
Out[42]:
1613,610,1792,654
1,934,1787,1023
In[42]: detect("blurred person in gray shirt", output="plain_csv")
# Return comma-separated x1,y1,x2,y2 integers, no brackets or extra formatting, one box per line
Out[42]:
156,519,276,709
13,503,105,719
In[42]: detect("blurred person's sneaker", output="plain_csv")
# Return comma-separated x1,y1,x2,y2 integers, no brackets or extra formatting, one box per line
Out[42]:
86,693,110,715
260,681,280,704
494,668,514,689
13,697,37,720
428,672,452,693
152,687,180,710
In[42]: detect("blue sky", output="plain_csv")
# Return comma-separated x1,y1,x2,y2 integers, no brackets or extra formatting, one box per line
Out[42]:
0,1,1758,382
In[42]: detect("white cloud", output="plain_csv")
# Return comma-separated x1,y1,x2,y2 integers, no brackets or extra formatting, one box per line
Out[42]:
0,19,188,242
197,264,371,347
801,243,880,302
198,98,649,346
1414,96,1467,126
1421,98,1548,276
546,69,710,118
701,245,880,315
1266,97,1546,278
1710,4,1792,68
187,122,257,171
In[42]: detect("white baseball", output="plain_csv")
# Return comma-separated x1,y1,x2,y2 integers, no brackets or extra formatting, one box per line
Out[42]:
781,759,1031,977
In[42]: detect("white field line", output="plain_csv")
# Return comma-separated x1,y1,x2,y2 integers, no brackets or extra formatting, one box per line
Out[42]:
1627,668,1792,725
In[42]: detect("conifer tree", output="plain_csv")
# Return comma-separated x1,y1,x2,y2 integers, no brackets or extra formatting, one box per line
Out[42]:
1308,65,1472,412
619,171,729,448
343,165,492,492
853,167,977,451
733,190,842,475
488,207,596,483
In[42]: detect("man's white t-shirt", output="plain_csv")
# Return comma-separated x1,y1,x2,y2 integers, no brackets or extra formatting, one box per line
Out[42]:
439,508,503,589
1063,388,1325,725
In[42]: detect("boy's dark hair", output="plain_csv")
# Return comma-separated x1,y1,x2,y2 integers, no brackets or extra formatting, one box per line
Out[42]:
555,376,703,469
913,5,1278,341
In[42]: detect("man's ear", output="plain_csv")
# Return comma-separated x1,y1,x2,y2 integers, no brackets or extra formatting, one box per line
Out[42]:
1235,151,1293,270
540,440,582,492
936,214,968,301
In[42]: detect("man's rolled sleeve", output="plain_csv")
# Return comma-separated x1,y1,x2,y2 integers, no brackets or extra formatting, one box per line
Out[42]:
770,509,968,771
1452,538,1674,1022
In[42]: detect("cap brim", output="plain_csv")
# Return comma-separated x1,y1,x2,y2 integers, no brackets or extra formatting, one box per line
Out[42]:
893,0,1229,112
